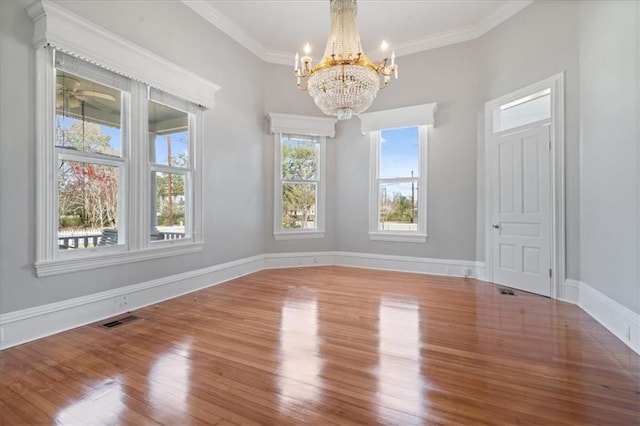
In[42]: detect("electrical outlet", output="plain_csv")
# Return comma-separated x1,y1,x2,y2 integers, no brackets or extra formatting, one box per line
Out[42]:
445,266,452,275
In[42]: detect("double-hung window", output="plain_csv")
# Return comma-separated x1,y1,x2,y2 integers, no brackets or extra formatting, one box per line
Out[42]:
55,60,129,250
274,134,326,239
361,103,437,243
370,126,428,242
35,47,207,276
267,113,336,240
148,91,198,242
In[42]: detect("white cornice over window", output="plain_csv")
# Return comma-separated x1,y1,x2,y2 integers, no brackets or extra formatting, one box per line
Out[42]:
26,0,220,108
359,103,438,134
267,113,337,138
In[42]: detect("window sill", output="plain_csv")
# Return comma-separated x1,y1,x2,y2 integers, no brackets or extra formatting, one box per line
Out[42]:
368,232,427,243
35,241,204,277
273,231,326,241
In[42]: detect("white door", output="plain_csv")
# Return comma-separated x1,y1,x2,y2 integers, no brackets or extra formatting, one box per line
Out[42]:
490,122,551,296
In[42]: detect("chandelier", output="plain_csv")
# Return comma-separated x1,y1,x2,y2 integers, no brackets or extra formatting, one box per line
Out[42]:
294,0,398,120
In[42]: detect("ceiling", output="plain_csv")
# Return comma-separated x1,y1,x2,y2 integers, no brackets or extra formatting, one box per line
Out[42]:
182,0,533,65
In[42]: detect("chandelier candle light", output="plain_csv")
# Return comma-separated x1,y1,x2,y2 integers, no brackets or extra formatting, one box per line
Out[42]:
294,0,398,120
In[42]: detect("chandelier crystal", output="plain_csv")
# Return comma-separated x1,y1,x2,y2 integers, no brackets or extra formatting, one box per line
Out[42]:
294,0,398,120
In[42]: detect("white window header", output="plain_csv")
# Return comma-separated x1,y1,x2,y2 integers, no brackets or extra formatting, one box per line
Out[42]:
26,0,220,108
267,113,337,137
359,103,438,134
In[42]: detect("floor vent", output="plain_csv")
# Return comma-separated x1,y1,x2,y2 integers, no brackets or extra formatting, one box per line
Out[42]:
498,288,516,296
101,315,139,329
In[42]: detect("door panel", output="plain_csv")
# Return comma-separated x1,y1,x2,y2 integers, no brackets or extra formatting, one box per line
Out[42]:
491,124,551,296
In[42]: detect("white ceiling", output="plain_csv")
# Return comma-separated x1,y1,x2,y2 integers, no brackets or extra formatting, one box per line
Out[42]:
182,0,533,65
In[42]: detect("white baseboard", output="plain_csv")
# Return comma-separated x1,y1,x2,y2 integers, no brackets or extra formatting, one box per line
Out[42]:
561,278,581,304
264,250,486,280
263,251,335,269
333,251,486,280
5,250,636,357
562,279,639,355
0,255,263,350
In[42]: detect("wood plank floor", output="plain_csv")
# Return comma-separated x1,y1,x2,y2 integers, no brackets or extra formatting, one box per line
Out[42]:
1,266,638,425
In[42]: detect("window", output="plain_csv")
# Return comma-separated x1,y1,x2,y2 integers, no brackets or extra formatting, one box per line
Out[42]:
267,113,335,240
56,67,126,250
148,94,194,243
274,134,326,239
369,126,428,242
494,88,551,132
36,48,205,276
360,103,436,243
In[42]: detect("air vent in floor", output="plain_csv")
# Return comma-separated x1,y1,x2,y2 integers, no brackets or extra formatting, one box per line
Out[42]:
101,315,139,328
498,288,516,296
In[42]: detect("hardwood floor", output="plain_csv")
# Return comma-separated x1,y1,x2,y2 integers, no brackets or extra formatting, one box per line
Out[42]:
1,266,638,425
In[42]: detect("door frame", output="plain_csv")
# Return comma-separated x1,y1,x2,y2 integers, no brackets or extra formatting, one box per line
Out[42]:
484,73,565,299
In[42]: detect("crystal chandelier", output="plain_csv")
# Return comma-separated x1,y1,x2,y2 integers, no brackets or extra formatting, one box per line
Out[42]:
294,0,398,120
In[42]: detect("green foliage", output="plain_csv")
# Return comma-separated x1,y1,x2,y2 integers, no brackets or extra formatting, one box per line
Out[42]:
381,192,416,224
157,211,185,226
282,142,317,180
281,141,318,228
387,194,414,222
154,172,185,226
59,215,83,228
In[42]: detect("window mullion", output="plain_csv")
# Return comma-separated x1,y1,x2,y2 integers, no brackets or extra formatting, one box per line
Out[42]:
36,46,57,262
129,82,148,250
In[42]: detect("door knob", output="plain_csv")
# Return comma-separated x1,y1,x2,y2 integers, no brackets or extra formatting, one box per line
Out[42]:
492,224,500,229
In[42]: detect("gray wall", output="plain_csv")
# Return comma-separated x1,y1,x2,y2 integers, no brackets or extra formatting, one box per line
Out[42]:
2,0,638,316
579,0,640,313
0,0,265,313
263,0,582,271
478,0,581,279
262,63,336,254
332,41,480,260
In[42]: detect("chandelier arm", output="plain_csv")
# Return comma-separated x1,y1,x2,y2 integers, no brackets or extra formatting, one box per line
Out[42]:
293,0,398,119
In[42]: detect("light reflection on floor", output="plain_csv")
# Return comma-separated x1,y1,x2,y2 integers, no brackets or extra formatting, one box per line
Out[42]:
148,340,192,420
56,378,125,424
277,295,323,412
377,297,425,420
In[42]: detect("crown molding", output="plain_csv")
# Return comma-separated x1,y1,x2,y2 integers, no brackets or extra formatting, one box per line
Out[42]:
182,0,534,66
27,0,220,108
181,0,270,63
476,0,534,36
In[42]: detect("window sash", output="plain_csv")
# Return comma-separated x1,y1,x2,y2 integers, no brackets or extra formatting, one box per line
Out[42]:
369,126,428,241
36,46,204,276
274,133,325,238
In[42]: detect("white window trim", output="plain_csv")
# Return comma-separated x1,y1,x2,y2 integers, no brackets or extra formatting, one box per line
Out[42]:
273,134,326,240
29,1,215,277
368,126,429,243
267,113,336,241
360,103,437,243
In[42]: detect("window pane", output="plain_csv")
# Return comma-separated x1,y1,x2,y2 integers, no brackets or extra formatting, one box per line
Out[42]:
282,183,317,229
380,127,419,179
149,101,189,166
55,70,122,156
498,89,551,131
282,139,318,180
379,181,418,231
152,172,187,241
58,160,120,249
